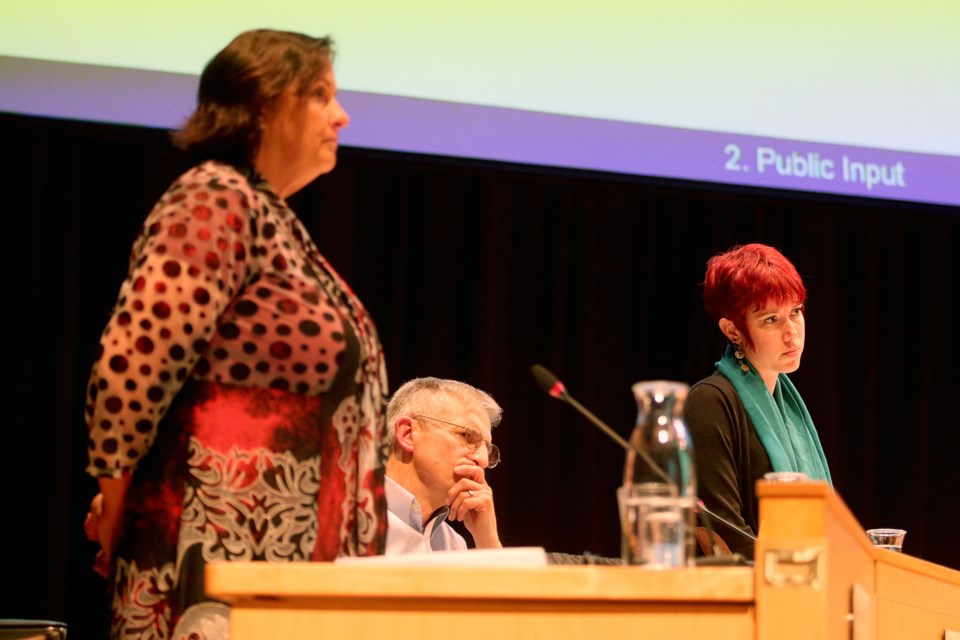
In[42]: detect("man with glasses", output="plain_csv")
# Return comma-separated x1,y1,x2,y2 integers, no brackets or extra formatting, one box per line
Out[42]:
384,377,503,553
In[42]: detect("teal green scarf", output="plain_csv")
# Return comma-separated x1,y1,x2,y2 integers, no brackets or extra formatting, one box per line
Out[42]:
716,344,832,483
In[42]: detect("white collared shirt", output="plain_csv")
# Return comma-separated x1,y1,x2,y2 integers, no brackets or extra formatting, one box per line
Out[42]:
385,476,467,554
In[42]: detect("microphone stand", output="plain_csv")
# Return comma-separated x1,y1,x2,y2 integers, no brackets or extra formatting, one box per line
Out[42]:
531,364,752,565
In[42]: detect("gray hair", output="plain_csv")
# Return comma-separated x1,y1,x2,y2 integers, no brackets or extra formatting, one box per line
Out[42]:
386,377,502,445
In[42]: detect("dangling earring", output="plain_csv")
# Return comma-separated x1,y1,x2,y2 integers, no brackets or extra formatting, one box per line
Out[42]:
733,341,750,372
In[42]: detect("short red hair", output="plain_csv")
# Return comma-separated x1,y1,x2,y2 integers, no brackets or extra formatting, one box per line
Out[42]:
702,244,806,347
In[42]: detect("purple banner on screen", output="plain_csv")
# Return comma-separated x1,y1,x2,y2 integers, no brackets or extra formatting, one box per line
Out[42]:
2,56,958,208
340,91,959,208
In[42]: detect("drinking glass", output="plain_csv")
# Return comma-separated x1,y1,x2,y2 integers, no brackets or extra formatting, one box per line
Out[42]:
866,528,907,552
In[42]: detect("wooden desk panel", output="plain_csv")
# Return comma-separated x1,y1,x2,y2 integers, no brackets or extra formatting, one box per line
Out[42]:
208,563,755,640
875,551,960,640
207,484,960,640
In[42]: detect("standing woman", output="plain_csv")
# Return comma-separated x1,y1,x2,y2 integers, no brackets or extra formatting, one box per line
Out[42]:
684,243,831,558
84,30,388,638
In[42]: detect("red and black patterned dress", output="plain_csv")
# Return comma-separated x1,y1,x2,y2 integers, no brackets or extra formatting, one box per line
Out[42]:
84,161,388,639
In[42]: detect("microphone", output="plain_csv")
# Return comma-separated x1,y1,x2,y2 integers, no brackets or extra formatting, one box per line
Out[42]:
530,364,672,485
531,364,750,563
695,499,757,542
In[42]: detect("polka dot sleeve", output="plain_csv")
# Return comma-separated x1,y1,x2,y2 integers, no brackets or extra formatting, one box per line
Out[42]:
85,164,258,478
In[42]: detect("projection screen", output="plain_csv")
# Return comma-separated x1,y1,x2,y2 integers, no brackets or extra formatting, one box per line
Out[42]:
2,0,958,207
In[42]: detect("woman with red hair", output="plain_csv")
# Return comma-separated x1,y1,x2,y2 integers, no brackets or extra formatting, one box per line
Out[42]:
685,243,831,559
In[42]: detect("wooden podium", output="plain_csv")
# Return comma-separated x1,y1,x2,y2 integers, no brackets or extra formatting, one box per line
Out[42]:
754,482,960,640
206,483,960,640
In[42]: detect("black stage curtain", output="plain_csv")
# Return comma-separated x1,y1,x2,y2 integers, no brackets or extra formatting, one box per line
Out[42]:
3,113,958,637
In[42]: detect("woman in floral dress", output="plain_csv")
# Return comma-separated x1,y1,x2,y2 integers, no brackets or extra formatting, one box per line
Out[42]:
84,29,388,639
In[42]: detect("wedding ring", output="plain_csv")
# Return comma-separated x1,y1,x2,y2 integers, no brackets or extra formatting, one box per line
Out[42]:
468,490,474,497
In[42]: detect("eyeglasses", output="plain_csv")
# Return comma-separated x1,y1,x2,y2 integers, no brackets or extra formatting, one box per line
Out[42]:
413,415,501,469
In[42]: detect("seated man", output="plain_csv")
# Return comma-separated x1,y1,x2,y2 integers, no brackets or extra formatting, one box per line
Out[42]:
384,377,503,553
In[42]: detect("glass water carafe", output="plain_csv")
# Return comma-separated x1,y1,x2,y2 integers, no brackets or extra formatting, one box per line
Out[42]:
620,380,696,567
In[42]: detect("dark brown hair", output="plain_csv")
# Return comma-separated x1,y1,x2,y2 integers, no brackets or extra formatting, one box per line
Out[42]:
173,29,335,165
